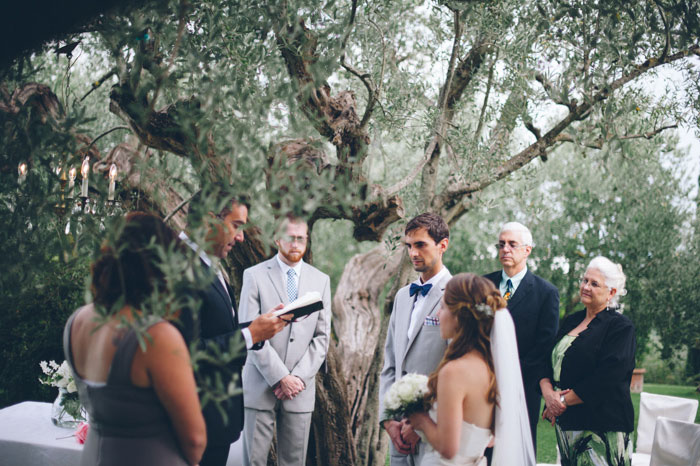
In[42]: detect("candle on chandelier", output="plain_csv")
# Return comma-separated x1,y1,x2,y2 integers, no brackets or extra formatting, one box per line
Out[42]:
108,164,117,201
68,167,77,198
18,162,27,184
80,157,90,198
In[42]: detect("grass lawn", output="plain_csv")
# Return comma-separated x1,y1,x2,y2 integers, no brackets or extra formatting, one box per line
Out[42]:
535,383,700,464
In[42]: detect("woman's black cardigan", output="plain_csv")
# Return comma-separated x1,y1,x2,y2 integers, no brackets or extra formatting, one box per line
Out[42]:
545,308,636,432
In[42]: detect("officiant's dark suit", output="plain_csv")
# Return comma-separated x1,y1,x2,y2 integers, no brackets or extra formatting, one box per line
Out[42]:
178,195,287,466
484,222,559,451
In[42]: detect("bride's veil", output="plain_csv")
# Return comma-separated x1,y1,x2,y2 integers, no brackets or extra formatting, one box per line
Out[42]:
490,309,536,465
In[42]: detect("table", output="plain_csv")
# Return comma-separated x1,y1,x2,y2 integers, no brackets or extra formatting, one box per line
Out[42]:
0,401,245,466
0,401,83,466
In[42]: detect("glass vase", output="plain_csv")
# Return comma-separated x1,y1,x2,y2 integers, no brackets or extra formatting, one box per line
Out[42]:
51,388,86,428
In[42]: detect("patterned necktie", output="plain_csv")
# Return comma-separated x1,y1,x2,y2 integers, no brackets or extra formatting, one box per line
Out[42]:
287,268,298,302
504,279,514,301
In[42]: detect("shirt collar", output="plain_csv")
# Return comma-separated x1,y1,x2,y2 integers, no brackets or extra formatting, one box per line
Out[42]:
179,231,214,268
417,266,449,286
501,266,527,287
276,253,303,276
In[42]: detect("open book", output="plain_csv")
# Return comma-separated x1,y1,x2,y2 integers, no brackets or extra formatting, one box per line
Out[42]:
272,291,324,321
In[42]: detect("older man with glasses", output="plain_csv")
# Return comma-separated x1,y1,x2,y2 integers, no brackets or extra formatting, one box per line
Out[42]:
239,215,331,466
484,221,560,453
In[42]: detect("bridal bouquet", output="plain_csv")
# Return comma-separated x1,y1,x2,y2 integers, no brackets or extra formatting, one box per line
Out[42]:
383,373,430,420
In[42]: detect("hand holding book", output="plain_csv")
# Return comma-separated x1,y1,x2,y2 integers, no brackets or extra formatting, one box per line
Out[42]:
273,291,324,322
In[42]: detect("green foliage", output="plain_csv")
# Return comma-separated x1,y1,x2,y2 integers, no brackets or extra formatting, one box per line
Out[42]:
0,257,88,407
640,331,689,385
446,134,697,363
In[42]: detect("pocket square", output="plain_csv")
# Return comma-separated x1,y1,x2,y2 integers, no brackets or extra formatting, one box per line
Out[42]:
424,316,440,326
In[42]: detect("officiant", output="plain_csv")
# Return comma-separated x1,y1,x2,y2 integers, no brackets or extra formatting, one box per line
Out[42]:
240,215,332,466
178,191,288,466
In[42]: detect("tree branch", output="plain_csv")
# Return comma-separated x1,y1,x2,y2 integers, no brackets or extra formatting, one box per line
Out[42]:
438,45,697,207
439,10,463,113
385,138,438,196
654,0,671,61
86,125,131,152
275,18,370,171
535,72,575,110
524,120,542,140
554,124,678,149
387,16,493,198
80,69,116,102
339,0,359,52
360,18,386,130
444,37,490,116
149,0,188,112
474,49,497,142
618,124,677,140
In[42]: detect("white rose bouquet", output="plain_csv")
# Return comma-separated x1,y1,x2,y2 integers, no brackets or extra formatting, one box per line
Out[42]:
383,373,430,420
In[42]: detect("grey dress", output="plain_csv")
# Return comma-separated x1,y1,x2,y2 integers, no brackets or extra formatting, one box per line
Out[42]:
63,310,189,466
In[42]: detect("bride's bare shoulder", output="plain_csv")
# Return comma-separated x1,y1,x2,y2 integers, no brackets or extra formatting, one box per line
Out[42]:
440,353,489,379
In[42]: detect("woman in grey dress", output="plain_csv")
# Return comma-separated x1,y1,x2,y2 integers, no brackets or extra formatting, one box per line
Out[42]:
64,212,206,465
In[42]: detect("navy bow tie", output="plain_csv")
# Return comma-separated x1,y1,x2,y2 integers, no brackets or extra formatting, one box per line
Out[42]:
410,282,433,297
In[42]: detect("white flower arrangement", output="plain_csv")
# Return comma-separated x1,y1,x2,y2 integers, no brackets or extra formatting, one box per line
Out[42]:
39,360,77,393
40,360,86,426
383,373,430,420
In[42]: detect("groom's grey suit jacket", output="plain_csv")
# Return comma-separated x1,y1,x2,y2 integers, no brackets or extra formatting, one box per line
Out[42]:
240,257,331,413
379,270,451,421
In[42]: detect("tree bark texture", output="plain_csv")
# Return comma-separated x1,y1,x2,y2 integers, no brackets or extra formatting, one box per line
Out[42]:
300,244,408,466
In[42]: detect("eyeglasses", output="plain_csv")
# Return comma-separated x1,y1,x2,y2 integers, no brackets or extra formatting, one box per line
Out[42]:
580,277,607,289
280,235,308,244
495,242,529,250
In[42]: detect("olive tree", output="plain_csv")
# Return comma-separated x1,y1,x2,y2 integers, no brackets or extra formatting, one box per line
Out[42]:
1,0,698,463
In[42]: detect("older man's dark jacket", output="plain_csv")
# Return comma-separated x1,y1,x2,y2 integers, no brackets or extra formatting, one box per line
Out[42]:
485,269,560,446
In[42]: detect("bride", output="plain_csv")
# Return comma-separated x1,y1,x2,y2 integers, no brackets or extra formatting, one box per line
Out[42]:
408,273,535,466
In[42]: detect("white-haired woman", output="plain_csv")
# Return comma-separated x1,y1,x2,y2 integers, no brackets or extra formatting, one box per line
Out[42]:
540,256,636,465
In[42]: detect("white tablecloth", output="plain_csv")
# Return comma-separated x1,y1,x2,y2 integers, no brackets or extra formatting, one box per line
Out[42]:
0,401,83,466
0,401,245,466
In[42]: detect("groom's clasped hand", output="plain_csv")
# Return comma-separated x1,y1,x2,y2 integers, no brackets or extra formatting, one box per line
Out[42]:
384,419,418,455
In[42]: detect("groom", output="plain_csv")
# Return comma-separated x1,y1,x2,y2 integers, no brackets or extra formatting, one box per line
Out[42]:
379,213,451,466
484,221,559,452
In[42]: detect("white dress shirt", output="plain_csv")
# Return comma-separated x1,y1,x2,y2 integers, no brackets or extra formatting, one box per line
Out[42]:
179,231,253,349
499,267,528,297
407,266,450,338
275,254,303,299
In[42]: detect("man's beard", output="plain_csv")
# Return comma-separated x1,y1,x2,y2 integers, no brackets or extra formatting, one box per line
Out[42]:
281,250,304,263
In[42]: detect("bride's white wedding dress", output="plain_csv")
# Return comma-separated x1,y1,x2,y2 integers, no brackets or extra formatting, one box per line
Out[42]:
420,309,535,466
421,405,492,466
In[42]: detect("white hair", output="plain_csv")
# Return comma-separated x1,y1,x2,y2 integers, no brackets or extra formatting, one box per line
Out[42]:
586,256,627,306
499,222,534,247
